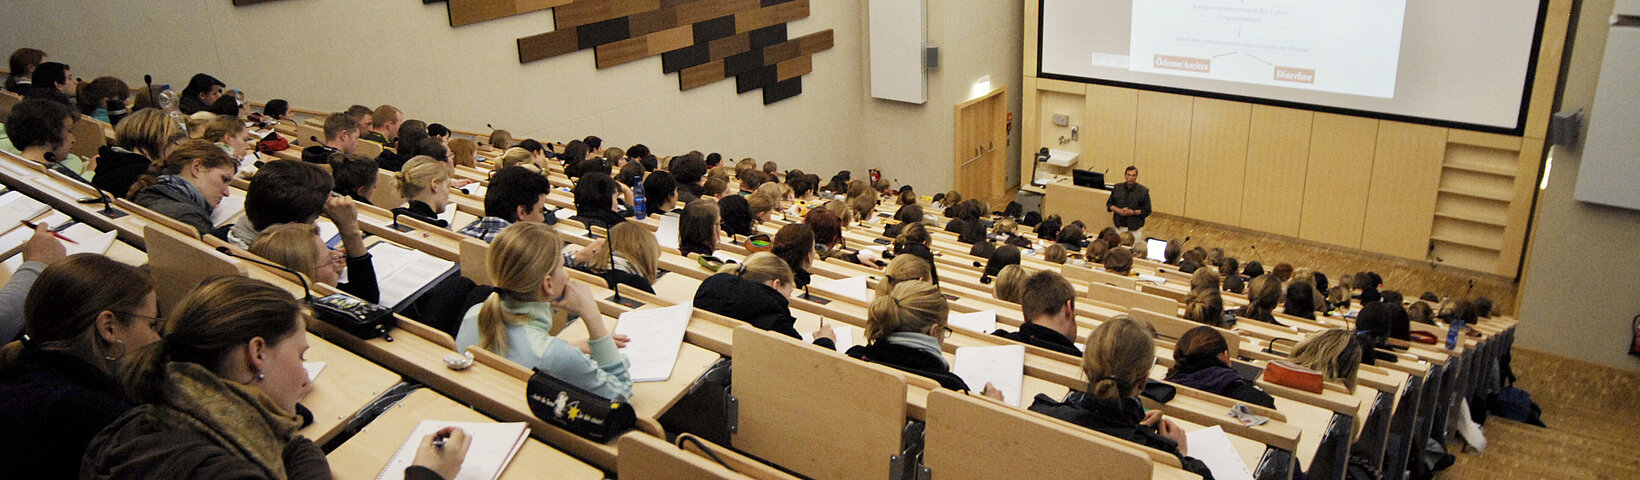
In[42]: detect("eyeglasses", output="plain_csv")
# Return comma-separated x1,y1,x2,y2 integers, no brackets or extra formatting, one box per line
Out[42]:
938,325,954,339
113,311,164,333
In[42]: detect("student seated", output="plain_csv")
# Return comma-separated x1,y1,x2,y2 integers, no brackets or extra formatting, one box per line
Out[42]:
83,276,471,480
4,98,83,174
0,255,158,479
1220,258,1247,294
570,172,631,229
361,105,402,145
678,198,721,257
875,255,932,298
1165,326,1276,408
891,222,939,284
565,221,660,294
1027,315,1216,479
5,48,44,94
1283,280,1317,320
230,160,334,247
1103,246,1135,276
884,204,922,238
0,223,66,340
379,120,428,172
303,112,359,164
128,140,237,236
23,62,76,107
978,245,1020,286
717,194,755,238
329,152,379,205
251,219,379,303
1234,275,1285,326
459,166,553,242
694,252,834,349
770,224,816,288
488,129,513,150
456,223,634,399
1184,267,1230,327
77,76,131,126
448,138,478,168
1288,329,1364,390
94,110,187,198
1043,244,1068,265
177,73,225,115
992,264,1026,303
201,115,252,160
642,170,679,214
992,271,1083,357
847,280,970,392
389,156,454,228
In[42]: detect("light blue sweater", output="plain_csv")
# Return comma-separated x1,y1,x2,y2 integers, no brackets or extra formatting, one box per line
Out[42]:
456,300,633,400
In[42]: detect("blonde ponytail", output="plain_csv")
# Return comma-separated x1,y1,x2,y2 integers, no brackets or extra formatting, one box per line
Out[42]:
864,280,948,344
395,155,452,201
476,223,564,354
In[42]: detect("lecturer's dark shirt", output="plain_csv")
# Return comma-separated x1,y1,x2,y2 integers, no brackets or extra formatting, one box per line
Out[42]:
1106,182,1152,230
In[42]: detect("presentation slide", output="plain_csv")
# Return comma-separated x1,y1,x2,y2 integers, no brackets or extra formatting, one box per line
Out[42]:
1127,0,1405,98
1039,0,1545,132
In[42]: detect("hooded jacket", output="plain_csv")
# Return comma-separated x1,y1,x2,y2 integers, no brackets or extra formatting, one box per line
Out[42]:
0,350,136,479
1164,362,1276,409
131,175,215,235
693,273,833,350
846,337,968,392
93,145,151,200
1028,394,1215,480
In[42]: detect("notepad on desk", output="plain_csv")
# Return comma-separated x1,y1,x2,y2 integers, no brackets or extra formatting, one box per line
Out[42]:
654,214,680,249
376,420,530,480
1185,425,1255,480
612,303,692,383
367,242,458,310
58,224,118,256
211,195,246,227
811,276,869,302
948,310,997,333
802,324,863,353
953,345,1025,406
0,191,50,229
1137,274,1167,285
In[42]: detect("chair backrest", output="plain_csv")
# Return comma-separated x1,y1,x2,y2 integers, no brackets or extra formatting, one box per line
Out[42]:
144,225,247,314
923,390,1158,480
619,434,767,480
372,169,404,208
1062,264,1138,289
0,90,19,118
730,326,908,480
1085,282,1177,316
354,138,384,158
1140,284,1187,303
70,115,108,160
296,123,325,147
459,237,492,285
1128,307,1241,359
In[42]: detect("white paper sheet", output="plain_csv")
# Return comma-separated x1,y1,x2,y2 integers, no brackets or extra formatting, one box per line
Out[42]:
0,226,33,255
315,219,341,247
36,211,71,228
1137,274,1167,285
948,310,997,333
654,214,680,249
367,242,457,308
376,420,530,480
553,208,576,220
802,323,862,353
0,191,50,230
211,195,246,227
1184,426,1255,480
612,303,693,383
59,224,117,256
952,345,1026,406
463,184,487,199
437,206,458,228
303,361,327,383
811,276,869,302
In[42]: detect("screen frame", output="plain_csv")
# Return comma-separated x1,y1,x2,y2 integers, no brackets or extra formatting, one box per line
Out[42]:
1034,0,1554,136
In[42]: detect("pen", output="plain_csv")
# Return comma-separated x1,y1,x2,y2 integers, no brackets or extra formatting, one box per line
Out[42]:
432,431,450,449
20,220,77,244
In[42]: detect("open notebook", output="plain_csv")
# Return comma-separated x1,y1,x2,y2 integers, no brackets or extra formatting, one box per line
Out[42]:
376,420,530,480
952,345,1026,406
367,242,459,310
612,303,693,382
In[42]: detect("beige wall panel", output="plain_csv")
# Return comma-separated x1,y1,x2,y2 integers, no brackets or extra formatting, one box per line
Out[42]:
1298,113,1378,248
1037,90,1086,159
1134,91,1193,214
1362,121,1447,259
1184,98,1251,225
1081,84,1138,173
1241,105,1313,236
1501,137,1546,275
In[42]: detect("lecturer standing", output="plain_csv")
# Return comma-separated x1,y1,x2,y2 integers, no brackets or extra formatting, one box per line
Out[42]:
1106,166,1151,240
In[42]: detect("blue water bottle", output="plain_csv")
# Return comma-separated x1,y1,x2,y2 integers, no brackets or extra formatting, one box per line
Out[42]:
632,174,647,220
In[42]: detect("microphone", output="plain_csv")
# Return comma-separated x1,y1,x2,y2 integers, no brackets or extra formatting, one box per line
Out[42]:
216,245,395,341
605,237,623,304
144,74,154,110
47,153,128,219
1250,244,1265,264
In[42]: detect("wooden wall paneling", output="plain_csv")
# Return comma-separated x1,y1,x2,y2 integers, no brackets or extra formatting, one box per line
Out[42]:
1298,113,1378,248
1081,84,1137,174
1241,105,1313,237
595,25,692,69
447,0,570,27
555,0,662,30
677,29,832,91
1021,77,1042,184
1362,121,1447,259
1523,0,1577,137
1133,91,1193,214
1023,0,1040,74
1036,89,1085,160
1184,97,1251,226
1500,137,1546,276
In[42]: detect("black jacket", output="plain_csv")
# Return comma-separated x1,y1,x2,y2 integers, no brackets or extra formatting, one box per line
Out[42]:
131,180,214,235
376,149,410,172
694,273,833,350
340,252,380,304
1106,182,1152,230
571,208,627,230
891,243,940,285
1164,363,1277,409
992,322,1082,357
1028,395,1216,480
94,145,152,200
0,350,136,479
846,342,968,392
392,201,448,228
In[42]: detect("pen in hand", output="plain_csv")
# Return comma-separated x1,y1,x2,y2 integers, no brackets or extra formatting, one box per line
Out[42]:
20,220,77,244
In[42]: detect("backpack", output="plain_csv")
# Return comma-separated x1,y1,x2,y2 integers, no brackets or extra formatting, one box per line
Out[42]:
1488,386,1546,427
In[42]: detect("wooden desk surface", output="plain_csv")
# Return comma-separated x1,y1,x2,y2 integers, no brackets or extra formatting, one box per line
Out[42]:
326,389,603,480
299,332,403,445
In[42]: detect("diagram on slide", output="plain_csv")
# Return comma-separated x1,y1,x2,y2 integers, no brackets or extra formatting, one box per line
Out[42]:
1126,0,1407,98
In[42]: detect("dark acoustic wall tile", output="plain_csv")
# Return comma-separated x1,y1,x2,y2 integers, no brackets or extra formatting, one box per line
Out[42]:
692,15,736,44
576,16,632,49
735,65,778,93
760,0,798,7
722,49,765,76
762,76,802,104
708,32,751,59
662,44,710,72
747,23,787,49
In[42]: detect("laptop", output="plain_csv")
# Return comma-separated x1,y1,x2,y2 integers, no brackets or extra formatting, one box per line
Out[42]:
1145,238,1168,262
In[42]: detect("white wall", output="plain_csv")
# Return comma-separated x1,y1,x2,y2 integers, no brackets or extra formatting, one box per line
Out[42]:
0,0,1023,193
1516,0,1640,372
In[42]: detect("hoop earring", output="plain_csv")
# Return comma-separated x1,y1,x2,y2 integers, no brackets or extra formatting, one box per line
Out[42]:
103,340,127,361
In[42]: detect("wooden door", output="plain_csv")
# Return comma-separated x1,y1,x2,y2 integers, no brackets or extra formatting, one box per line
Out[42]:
954,88,1008,205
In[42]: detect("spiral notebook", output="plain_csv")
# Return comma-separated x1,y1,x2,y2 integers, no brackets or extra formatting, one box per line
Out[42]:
375,420,530,480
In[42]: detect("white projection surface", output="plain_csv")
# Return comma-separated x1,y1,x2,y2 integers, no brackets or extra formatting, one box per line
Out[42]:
1040,0,1546,132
